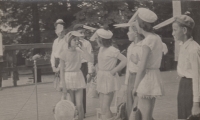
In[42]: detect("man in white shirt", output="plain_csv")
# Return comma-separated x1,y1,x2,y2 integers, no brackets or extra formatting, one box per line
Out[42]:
73,24,94,116
172,15,200,119
51,19,67,90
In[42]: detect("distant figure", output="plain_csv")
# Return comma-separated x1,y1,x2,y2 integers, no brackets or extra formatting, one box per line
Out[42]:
51,19,67,91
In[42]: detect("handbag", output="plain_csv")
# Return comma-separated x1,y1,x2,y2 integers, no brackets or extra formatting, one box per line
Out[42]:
54,73,61,91
129,107,141,120
115,102,127,120
87,76,99,98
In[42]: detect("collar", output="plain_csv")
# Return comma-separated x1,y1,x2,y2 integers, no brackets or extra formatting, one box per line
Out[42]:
181,37,193,49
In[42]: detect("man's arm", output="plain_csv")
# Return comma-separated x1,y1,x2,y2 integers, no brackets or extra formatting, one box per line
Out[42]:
190,49,200,102
86,41,94,74
51,39,57,68
190,49,200,115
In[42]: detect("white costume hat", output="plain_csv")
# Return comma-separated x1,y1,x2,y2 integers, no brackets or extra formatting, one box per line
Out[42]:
114,8,157,28
54,19,65,27
90,29,113,41
65,31,84,43
153,15,195,30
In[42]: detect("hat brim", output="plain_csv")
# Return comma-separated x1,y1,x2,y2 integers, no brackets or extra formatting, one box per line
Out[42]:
89,31,98,41
113,23,132,28
153,17,175,30
71,31,84,37
54,21,65,27
83,25,97,31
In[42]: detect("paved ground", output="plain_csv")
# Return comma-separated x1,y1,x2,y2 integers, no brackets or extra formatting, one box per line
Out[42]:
0,70,181,120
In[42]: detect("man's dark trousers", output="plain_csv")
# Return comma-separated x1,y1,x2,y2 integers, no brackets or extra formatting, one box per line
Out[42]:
80,62,88,114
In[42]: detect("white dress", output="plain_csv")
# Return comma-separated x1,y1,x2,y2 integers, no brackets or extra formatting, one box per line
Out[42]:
96,46,121,94
60,49,86,90
136,34,165,98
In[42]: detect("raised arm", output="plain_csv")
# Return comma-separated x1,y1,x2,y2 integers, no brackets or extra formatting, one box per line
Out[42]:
78,46,94,63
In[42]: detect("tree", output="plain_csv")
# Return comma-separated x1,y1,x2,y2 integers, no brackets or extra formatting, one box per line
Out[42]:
0,1,81,44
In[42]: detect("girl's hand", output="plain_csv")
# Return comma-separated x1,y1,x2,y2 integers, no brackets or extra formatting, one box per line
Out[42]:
52,67,57,73
87,73,93,83
110,70,115,76
132,88,137,97
55,67,60,73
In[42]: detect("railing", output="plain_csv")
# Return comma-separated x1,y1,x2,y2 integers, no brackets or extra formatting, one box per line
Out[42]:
4,43,52,86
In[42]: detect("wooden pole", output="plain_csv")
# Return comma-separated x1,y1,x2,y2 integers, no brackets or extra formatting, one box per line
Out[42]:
172,1,182,61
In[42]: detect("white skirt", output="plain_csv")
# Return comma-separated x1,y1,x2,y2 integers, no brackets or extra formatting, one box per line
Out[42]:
64,71,86,90
96,70,120,94
136,69,165,98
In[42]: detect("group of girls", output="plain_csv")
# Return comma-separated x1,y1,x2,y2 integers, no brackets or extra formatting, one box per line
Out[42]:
53,7,165,120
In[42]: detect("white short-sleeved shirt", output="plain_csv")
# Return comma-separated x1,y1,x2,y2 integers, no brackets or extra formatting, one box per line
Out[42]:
142,34,163,69
136,34,164,97
98,46,120,71
125,41,142,85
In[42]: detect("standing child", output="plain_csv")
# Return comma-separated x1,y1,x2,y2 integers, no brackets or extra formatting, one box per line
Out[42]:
131,8,164,120
125,26,144,118
90,25,127,120
60,31,94,120
172,15,200,119
73,24,94,116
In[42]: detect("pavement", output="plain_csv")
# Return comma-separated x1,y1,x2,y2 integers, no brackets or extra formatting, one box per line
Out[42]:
0,70,181,120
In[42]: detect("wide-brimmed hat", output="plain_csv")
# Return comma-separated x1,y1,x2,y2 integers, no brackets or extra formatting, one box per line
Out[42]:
153,15,195,30
73,24,97,31
114,8,157,28
65,31,84,43
90,28,113,41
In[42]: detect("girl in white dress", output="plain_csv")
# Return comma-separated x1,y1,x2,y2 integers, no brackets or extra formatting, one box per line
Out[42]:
132,8,164,120
90,26,127,120
126,26,144,118
60,31,94,120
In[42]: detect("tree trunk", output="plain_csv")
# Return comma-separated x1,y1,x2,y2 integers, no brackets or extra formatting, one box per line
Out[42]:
31,2,41,43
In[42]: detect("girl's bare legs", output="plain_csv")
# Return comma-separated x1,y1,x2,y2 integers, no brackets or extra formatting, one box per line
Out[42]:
99,93,104,114
101,92,114,120
68,90,75,104
138,97,156,120
75,89,84,120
